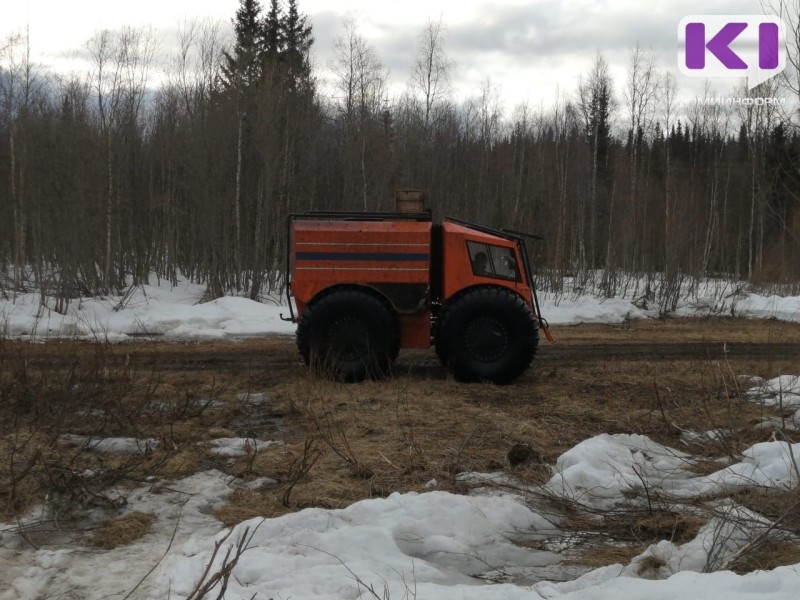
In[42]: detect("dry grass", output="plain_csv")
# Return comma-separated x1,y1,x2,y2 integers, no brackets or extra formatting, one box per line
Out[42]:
89,511,156,549
0,337,243,521
2,318,800,575
561,510,704,550
730,540,800,573
732,488,800,531
569,543,649,569
635,554,668,576
551,316,800,345
215,489,280,526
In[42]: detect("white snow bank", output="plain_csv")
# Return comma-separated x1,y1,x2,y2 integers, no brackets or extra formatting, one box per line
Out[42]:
535,563,800,599
691,441,800,493
162,490,560,600
540,275,800,325
546,434,800,509
0,278,295,341
735,294,800,322
545,434,695,510
2,273,800,341
161,482,800,600
540,295,648,325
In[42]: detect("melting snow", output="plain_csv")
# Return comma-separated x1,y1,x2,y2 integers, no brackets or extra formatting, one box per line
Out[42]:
207,437,283,458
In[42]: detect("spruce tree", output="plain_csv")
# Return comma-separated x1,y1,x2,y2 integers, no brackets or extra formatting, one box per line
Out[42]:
220,0,265,91
263,0,284,59
283,0,314,89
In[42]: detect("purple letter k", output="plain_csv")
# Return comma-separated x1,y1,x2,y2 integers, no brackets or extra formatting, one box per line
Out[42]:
686,22,748,70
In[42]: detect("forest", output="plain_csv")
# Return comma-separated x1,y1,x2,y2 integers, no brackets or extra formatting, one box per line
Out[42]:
1,0,799,307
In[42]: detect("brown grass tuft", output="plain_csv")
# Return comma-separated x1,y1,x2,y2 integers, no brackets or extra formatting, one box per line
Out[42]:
730,540,800,573
636,554,668,576
89,511,156,549
215,489,282,526
567,543,648,568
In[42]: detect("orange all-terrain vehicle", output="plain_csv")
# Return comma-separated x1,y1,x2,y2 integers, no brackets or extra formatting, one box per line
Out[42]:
283,195,550,383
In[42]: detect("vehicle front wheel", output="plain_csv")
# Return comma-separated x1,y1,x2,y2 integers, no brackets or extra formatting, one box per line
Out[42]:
436,287,538,384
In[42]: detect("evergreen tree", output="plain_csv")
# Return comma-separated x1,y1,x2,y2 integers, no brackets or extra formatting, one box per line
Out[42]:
220,0,265,91
579,56,612,173
263,0,284,59
733,123,746,157
283,0,314,89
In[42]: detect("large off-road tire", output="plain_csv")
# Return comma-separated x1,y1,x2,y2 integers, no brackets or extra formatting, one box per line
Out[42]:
435,287,538,384
296,289,399,382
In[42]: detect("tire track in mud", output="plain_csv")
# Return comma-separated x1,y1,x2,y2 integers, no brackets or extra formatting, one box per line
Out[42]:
6,330,800,373
541,342,800,361
67,340,800,372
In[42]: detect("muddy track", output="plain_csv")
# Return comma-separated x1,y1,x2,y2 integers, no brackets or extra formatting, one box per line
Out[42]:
6,318,800,373
15,339,797,373
541,341,800,361
162,341,800,371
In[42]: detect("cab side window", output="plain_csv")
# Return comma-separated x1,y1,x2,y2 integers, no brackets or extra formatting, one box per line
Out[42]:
468,242,491,276
467,241,519,281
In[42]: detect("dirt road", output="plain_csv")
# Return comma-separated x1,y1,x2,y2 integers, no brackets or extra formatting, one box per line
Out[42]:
8,317,799,374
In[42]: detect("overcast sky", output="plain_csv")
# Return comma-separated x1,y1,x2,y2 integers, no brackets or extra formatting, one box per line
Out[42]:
1,0,783,113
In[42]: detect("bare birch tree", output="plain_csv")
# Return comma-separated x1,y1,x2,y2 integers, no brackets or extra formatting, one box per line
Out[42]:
87,28,156,289
331,18,388,209
0,31,40,290
624,44,660,267
410,17,452,132
656,72,679,275
0,33,24,287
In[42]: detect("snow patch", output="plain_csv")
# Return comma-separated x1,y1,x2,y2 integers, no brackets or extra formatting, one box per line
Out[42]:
746,376,800,409
58,434,159,454
545,434,695,510
207,437,283,458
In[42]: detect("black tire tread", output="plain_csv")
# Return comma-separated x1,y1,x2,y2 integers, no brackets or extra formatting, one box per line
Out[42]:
435,286,538,384
296,288,399,382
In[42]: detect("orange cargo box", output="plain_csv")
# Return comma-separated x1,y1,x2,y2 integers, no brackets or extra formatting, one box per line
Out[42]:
290,219,432,303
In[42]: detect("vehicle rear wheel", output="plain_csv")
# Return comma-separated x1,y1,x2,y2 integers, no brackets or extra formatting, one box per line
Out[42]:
436,287,538,384
296,289,399,382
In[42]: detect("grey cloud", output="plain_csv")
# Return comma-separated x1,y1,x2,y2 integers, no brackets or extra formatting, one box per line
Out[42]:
303,0,773,102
